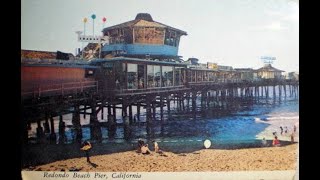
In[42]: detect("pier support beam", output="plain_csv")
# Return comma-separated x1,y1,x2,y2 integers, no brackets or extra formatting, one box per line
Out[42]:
107,103,112,121
101,102,104,120
90,102,102,142
58,115,66,144
152,100,156,120
36,119,44,143
107,115,116,139
167,95,171,120
137,104,141,122
265,86,269,98
146,97,152,124
122,98,128,118
146,96,152,136
182,93,185,111
72,105,82,143
83,104,87,119
278,85,282,101
123,116,131,140
187,93,190,112
129,104,133,124
201,91,205,108
192,91,197,119
289,84,292,97
49,115,57,143
160,96,164,122
43,113,50,134
113,104,117,120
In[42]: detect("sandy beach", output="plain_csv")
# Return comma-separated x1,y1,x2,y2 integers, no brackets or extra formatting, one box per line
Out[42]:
25,143,298,172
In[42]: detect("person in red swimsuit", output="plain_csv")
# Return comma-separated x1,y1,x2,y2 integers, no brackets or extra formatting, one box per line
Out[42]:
272,136,280,147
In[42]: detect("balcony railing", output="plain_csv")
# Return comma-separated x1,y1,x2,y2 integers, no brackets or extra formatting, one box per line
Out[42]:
21,81,98,98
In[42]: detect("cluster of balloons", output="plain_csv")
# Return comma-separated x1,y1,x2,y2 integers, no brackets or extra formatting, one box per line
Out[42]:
83,14,106,23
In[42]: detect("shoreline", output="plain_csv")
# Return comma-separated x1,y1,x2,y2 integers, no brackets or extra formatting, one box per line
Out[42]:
24,143,298,172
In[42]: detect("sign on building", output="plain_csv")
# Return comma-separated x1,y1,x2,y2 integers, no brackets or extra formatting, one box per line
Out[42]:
78,35,109,43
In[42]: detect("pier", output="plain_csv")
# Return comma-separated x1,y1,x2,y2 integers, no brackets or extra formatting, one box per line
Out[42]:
21,68,299,144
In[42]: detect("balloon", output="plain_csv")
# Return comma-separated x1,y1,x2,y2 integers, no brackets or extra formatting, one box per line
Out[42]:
83,18,87,23
91,14,96,19
204,139,211,149
103,17,106,22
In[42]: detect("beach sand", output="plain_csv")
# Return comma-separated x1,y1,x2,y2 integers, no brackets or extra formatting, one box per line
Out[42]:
26,143,298,172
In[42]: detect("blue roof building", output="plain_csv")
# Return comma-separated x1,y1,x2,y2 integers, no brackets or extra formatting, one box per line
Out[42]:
101,13,187,60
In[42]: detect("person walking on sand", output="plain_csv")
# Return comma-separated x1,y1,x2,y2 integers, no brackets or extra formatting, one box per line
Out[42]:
272,136,280,147
280,126,283,135
81,141,92,163
153,140,160,153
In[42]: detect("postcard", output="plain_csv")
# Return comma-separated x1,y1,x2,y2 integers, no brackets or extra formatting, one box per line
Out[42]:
21,0,299,179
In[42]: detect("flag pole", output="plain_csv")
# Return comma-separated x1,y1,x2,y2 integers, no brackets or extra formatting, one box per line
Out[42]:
82,17,87,59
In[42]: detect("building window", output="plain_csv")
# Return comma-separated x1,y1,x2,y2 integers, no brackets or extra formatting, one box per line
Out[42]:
127,63,138,89
175,67,181,86
164,30,179,47
191,71,196,82
138,64,145,89
162,66,173,87
208,72,215,82
147,65,161,88
197,71,202,82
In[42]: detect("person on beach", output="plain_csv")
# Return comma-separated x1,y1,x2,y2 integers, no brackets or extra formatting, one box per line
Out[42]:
272,136,280,147
272,131,277,136
280,126,283,135
152,140,161,153
141,144,151,154
261,137,267,147
80,141,92,163
285,126,288,134
294,125,297,133
137,138,145,153
290,133,295,143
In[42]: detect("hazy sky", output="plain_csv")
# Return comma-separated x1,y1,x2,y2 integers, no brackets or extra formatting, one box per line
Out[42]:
21,0,299,72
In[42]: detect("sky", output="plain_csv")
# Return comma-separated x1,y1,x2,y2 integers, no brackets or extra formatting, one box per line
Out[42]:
21,0,299,72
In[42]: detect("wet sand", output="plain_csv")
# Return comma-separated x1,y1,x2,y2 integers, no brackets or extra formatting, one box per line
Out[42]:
25,143,298,172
